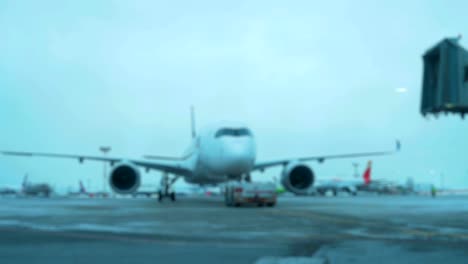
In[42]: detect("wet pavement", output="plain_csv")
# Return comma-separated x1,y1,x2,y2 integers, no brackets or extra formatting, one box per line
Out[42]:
0,195,468,263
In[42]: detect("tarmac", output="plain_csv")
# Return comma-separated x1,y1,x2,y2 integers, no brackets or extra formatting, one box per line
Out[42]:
1,194,468,263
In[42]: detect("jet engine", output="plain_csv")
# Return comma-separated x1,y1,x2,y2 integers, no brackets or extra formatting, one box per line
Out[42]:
281,162,315,195
109,162,141,194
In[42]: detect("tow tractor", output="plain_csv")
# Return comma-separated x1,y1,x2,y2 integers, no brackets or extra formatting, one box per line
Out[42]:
224,181,277,207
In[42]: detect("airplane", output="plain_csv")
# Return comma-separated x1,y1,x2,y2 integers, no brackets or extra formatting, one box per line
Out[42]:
67,180,87,197
1,108,400,205
21,174,53,197
68,180,109,198
314,160,415,196
314,160,373,196
0,185,17,196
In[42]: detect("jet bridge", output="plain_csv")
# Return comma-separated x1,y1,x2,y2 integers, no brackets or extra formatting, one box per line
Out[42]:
421,37,468,118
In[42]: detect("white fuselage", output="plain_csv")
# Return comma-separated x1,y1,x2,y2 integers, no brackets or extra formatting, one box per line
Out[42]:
181,123,256,184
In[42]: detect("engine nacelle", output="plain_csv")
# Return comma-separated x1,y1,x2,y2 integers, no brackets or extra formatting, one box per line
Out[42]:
281,162,315,195
109,162,141,194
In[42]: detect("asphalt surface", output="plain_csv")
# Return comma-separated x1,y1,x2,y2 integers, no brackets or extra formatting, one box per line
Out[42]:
1,195,468,263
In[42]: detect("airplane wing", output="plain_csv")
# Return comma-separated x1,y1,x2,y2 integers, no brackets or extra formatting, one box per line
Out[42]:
0,151,192,176
142,153,192,160
253,140,400,171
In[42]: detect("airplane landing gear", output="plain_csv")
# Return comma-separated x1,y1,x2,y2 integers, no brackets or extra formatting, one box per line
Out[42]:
157,173,179,202
158,189,176,202
244,174,252,183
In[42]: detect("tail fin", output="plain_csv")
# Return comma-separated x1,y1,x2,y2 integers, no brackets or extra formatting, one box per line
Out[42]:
363,161,372,185
190,106,196,138
79,180,86,194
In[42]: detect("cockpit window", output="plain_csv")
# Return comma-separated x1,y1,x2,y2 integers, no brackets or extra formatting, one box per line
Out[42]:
215,128,251,138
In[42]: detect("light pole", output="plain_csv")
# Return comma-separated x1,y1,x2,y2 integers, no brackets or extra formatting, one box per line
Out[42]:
99,146,111,194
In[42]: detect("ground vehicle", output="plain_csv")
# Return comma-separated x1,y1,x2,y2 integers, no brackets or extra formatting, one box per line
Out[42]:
224,182,277,207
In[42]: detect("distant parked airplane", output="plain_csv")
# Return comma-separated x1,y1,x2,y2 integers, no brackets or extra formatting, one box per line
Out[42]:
0,185,17,196
21,174,53,197
315,160,411,196
314,161,373,196
68,180,108,198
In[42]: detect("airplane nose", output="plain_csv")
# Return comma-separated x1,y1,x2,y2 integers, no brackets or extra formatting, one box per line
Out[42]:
222,144,254,174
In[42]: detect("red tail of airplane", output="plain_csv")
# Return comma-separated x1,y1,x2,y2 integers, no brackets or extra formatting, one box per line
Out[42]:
363,161,372,185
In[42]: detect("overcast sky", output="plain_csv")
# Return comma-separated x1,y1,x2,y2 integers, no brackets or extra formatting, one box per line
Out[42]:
1,0,467,192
